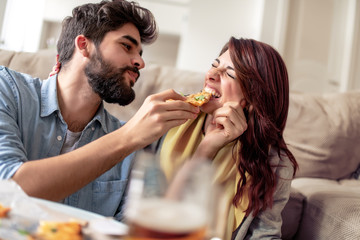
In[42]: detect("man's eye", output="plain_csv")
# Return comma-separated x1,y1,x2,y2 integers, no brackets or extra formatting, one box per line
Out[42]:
211,63,218,68
122,43,131,50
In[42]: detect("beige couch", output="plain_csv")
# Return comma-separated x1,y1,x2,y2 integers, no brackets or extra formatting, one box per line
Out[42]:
1,48,360,240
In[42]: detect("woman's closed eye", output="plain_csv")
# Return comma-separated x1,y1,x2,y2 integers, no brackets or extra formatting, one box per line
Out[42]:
212,64,236,79
211,58,220,68
226,71,235,79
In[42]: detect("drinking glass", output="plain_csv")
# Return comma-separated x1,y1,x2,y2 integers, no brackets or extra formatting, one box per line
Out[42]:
123,151,219,240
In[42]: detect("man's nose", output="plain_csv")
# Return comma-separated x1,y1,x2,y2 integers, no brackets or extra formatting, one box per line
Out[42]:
132,55,145,69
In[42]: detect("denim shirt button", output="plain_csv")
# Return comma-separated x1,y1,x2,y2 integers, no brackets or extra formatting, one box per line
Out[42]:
57,135,62,141
91,127,95,131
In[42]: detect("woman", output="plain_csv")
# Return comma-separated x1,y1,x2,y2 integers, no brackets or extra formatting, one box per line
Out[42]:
160,37,298,239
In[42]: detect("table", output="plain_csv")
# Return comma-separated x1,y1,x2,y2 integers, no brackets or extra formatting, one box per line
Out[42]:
0,180,127,240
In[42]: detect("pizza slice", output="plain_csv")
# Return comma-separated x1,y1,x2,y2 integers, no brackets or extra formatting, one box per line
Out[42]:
184,90,212,106
167,90,212,107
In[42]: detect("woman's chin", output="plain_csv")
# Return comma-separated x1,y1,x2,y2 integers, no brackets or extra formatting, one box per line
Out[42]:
200,102,217,114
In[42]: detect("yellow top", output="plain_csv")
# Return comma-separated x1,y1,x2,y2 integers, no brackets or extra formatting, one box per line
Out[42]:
160,113,250,239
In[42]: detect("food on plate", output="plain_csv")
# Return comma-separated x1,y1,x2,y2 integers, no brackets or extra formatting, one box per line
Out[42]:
0,203,10,218
28,221,83,240
167,90,213,107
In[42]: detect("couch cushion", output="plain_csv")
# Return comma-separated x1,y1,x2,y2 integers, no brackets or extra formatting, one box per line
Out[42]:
292,178,360,240
8,49,56,80
0,48,56,80
284,91,360,180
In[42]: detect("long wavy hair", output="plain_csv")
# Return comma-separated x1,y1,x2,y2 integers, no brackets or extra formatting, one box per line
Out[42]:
221,37,298,216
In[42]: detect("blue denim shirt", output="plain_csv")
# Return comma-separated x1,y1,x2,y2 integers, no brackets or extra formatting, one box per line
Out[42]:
0,66,134,219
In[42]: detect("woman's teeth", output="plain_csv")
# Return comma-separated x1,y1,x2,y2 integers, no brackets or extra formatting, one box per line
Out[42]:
204,87,220,98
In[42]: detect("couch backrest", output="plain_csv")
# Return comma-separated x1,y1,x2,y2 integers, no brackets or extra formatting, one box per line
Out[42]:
0,48,56,80
284,91,360,180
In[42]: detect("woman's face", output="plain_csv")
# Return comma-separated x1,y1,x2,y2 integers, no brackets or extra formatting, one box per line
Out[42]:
201,50,245,114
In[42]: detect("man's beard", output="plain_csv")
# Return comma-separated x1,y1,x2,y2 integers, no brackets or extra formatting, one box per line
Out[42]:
84,49,139,106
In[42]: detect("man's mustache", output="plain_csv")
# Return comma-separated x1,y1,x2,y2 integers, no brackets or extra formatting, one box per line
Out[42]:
122,66,140,80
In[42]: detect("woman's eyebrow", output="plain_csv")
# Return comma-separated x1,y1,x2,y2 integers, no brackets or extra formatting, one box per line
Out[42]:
215,58,234,70
227,66,234,70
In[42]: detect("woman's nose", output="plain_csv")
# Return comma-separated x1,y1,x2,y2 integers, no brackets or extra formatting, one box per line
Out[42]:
207,68,221,81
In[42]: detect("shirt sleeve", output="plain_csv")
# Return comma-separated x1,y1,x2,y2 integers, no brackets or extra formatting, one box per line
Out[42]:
0,67,27,179
233,150,294,240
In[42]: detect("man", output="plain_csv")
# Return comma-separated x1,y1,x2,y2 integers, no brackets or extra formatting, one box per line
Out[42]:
0,0,199,219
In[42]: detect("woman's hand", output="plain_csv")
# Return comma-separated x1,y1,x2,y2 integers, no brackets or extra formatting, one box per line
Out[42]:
194,101,248,159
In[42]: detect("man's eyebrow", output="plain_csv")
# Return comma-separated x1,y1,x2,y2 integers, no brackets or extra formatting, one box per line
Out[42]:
123,35,138,45
122,35,143,55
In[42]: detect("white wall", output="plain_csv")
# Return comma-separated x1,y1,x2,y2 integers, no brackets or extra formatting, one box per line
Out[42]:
176,0,265,72
0,0,45,52
0,0,265,73
0,0,7,41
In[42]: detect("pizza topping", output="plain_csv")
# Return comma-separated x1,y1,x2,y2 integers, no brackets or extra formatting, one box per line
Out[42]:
194,95,206,101
166,89,214,106
185,90,212,106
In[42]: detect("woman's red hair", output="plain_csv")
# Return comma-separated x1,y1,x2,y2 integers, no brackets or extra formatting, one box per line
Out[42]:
220,37,298,216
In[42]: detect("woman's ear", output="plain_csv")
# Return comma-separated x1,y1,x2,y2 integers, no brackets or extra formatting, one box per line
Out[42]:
75,35,90,58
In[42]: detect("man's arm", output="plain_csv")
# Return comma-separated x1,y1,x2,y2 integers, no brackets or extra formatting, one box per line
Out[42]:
12,89,199,201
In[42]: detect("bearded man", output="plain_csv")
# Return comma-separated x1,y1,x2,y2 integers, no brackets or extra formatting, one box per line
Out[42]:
0,0,199,219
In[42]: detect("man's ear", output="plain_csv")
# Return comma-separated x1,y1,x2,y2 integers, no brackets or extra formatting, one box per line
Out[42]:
75,35,90,58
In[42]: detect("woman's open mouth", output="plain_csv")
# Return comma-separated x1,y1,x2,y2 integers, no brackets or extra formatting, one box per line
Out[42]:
204,87,221,99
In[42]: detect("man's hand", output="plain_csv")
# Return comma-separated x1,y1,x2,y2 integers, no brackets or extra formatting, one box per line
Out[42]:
122,89,200,149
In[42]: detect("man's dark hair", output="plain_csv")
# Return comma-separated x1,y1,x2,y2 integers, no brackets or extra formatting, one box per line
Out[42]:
57,0,157,66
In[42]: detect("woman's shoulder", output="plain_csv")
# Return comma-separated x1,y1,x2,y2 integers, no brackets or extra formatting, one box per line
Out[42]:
269,147,294,179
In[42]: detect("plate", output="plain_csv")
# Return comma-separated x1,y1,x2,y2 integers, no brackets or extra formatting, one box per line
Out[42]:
31,197,129,236
31,197,104,221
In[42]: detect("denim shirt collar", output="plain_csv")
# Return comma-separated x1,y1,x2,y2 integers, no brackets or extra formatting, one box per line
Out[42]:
40,74,109,134
40,74,59,117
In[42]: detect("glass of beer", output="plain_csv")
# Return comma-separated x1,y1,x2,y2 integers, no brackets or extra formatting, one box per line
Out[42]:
124,151,216,240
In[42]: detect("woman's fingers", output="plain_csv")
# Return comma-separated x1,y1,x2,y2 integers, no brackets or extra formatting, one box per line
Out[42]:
212,102,248,138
